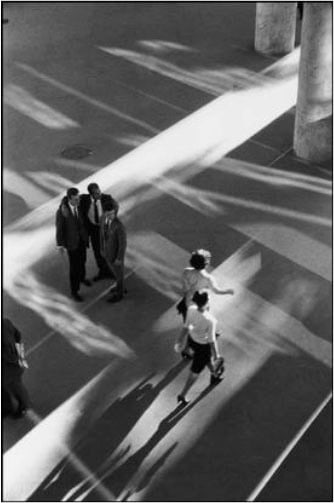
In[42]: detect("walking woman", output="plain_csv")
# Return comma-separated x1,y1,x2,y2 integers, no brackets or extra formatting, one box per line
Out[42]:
177,291,223,405
177,249,234,358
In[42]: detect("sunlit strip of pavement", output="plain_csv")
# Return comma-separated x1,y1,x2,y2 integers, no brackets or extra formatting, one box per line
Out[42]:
15,62,159,135
154,237,332,369
3,84,79,129
232,223,332,282
2,237,261,501
2,359,146,501
3,235,331,501
25,268,136,357
148,174,331,227
3,167,50,209
131,174,331,281
246,392,333,502
98,46,300,97
7,46,300,241
3,49,301,302
71,354,272,502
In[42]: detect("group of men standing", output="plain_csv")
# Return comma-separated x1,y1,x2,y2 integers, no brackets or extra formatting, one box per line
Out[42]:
56,183,127,303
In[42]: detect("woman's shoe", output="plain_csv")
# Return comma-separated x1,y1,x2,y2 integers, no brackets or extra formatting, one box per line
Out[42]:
177,394,189,405
210,374,223,387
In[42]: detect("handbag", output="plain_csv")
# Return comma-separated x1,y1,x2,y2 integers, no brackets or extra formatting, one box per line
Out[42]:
176,296,187,317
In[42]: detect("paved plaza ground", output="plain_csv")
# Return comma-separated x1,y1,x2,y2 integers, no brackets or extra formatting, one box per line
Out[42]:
2,3,332,501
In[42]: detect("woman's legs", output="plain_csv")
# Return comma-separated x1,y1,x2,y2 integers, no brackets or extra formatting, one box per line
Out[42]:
178,371,199,404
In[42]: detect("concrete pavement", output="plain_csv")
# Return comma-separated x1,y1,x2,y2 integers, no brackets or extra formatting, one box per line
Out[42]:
3,3,332,501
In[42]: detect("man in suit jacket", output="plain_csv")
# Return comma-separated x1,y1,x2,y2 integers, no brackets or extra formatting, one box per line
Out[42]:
2,318,30,418
100,200,127,302
56,187,91,301
79,183,119,281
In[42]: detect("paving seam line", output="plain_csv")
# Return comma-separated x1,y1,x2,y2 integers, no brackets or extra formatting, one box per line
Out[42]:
268,146,293,167
247,391,333,502
26,269,134,357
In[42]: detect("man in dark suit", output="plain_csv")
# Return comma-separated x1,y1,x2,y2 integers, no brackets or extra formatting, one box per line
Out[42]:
100,200,127,302
79,183,119,281
56,187,91,301
2,318,30,418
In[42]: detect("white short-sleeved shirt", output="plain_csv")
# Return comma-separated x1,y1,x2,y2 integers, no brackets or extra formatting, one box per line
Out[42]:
182,268,217,306
185,305,217,345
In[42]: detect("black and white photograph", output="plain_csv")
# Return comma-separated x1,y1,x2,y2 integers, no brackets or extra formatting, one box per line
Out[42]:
2,2,333,501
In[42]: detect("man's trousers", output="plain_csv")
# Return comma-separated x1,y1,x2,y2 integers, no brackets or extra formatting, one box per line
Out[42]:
67,241,87,294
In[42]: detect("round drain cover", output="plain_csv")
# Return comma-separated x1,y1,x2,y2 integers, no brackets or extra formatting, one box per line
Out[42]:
61,145,92,160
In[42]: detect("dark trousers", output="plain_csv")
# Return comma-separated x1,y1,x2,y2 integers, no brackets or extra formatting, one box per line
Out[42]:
107,261,125,298
88,223,109,274
67,240,87,294
3,372,30,413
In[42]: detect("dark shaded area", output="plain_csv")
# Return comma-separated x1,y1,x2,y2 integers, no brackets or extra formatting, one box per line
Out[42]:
257,399,333,502
251,111,295,153
28,361,187,501
81,385,214,501
144,352,331,501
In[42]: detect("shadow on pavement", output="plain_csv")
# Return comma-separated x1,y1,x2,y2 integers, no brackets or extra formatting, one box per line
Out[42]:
80,384,214,501
143,351,332,502
28,360,187,501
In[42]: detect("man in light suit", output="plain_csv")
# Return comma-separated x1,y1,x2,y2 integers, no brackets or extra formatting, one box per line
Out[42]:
100,200,127,303
56,187,91,301
79,183,119,281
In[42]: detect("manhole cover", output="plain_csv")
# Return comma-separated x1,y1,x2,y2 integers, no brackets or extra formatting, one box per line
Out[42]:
61,145,92,160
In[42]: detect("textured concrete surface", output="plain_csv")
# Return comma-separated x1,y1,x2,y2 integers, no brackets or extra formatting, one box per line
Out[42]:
2,3,332,502
293,2,333,162
255,2,297,54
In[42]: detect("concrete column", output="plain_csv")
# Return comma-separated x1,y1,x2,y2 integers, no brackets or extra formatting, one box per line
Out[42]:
294,3,332,162
255,3,297,55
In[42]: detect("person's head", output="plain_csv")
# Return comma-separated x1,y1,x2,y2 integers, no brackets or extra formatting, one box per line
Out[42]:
67,187,80,207
189,251,206,270
87,183,101,201
103,200,118,220
192,290,209,310
199,249,212,267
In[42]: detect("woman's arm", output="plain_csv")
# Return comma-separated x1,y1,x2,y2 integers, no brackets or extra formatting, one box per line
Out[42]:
209,275,234,295
181,270,188,295
209,319,219,358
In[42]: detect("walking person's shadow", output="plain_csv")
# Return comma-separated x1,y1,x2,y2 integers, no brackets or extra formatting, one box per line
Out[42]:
28,360,187,502
80,383,215,501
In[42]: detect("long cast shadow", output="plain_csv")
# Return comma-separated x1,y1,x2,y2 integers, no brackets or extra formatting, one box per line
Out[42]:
28,360,186,502
80,384,215,501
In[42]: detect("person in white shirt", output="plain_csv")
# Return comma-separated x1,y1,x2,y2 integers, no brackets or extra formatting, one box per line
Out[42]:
177,291,223,405
177,249,234,360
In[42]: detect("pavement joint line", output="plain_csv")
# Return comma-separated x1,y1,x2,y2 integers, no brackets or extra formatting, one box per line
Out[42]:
15,62,159,136
246,391,333,502
103,74,190,115
247,138,281,153
268,146,293,167
288,154,333,178
26,270,134,357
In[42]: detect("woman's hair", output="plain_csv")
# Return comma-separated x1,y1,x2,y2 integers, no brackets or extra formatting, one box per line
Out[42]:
192,290,209,308
189,251,206,270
